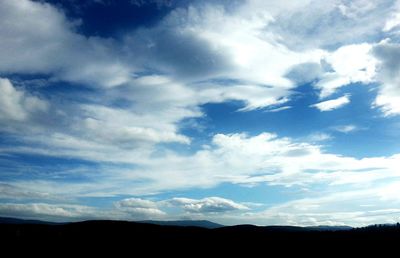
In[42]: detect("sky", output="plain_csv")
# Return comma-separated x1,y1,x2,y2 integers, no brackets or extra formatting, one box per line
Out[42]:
0,0,400,226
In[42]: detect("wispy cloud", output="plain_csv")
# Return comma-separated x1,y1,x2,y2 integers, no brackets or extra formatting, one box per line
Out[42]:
333,125,359,133
310,95,351,111
306,132,333,142
265,106,292,113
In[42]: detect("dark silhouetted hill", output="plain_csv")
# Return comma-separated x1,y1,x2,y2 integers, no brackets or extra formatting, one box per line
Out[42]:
140,219,223,228
0,217,63,225
1,218,399,255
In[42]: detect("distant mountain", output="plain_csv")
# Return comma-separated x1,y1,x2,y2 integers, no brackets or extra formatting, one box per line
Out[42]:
1,218,400,254
0,217,353,231
0,217,223,228
140,220,223,229
0,217,62,225
306,225,353,231
216,224,353,233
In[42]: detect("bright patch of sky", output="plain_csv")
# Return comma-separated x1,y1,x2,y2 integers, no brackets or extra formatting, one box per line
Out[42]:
0,0,400,226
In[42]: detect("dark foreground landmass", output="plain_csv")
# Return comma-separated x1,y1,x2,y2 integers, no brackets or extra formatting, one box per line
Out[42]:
1,218,400,254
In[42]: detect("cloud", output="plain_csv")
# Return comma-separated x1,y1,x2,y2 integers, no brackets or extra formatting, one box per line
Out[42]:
115,133,400,193
285,43,377,98
0,76,196,164
0,0,392,171
285,62,324,85
0,183,66,201
1,0,400,226
0,196,249,222
3,186,400,226
0,78,48,122
268,0,395,50
246,181,400,226
0,0,130,88
0,0,332,166
265,106,292,113
315,44,376,98
130,0,174,8
333,125,359,133
116,198,158,209
372,40,400,115
81,113,191,145
114,198,166,219
123,2,325,110
383,1,400,32
310,95,351,111
0,203,99,222
5,131,400,198
197,84,292,111
0,0,393,118
168,197,248,213
306,132,333,142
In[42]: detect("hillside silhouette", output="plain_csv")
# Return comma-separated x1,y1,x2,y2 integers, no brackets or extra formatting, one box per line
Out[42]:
1,218,400,254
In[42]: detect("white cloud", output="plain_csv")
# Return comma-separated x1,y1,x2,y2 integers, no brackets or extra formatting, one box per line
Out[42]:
265,106,292,113
267,0,395,50
315,44,376,98
1,0,321,112
384,13,400,32
0,183,65,201
285,43,377,99
310,95,351,111
0,196,250,222
0,0,394,117
246,181,400,226
333,125,358,133
0,76,197,164
383,1,400,32
112,133,400,194
115,198,157,209
81,115,190,145
114,198,166,219
0,0,394,168
123,3,325,110
0,78,47,122
372,40,400,115
5,132,400,198
0,203,99,222
374,94,400,116
196,83,291,111
3,185,400,226
306,132,333,142
168,197,248,213
0,0,131,88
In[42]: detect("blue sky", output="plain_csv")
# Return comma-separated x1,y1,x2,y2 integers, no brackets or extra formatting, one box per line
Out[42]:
1,0,400,226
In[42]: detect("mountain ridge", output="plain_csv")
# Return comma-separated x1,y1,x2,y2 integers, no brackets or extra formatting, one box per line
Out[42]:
0,216,356,230
1,217,400,254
